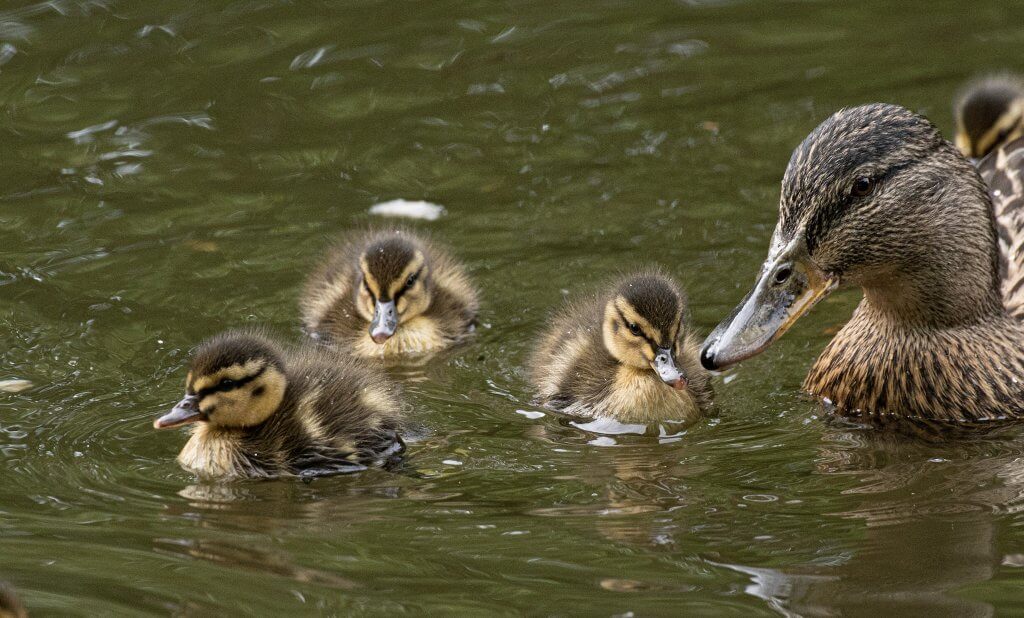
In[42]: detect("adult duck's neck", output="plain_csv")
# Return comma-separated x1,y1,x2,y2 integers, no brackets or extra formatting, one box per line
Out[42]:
857,189,1006,328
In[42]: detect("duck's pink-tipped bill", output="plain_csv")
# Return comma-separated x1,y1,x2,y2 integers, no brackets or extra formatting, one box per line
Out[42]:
153,394,203,429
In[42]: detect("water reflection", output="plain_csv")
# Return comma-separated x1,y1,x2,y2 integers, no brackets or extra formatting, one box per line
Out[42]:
722,422,1024,616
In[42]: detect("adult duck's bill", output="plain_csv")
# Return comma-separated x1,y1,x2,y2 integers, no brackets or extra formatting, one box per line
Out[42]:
700,238,837,371
153,394,204,429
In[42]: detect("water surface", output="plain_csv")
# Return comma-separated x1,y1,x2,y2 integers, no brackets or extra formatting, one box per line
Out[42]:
2,0,1024,614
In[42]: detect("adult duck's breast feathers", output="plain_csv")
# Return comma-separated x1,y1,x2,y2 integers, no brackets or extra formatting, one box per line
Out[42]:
978,137,1024,318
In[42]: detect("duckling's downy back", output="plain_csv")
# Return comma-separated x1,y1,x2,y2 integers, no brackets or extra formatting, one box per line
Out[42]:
156,331,405,479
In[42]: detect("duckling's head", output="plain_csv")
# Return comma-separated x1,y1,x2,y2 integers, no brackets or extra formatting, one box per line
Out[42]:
702,103,1002,370
356,233,431,344
954,74,1024,159
154,333,288,430
602,274,689,390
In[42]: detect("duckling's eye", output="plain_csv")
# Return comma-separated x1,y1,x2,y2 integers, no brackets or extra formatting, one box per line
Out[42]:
218,378,237,389
850,176,875,198
627,322,642,336
405,274,417,289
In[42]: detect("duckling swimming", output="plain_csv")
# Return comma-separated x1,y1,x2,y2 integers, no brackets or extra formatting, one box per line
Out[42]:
530,272,711,423
301,228,479,359
954,73,1024,159
0,582,26,618
702,103,1024,422
153,331,405,479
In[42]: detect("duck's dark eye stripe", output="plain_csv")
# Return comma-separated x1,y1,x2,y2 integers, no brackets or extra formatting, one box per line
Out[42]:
394,266,424,301
196,364,268,398
615,308,656,347
807,160,916,255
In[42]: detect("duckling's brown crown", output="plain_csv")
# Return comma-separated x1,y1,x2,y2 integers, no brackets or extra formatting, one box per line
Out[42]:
190,331,285,378
614,273,684,337
360,236,423,292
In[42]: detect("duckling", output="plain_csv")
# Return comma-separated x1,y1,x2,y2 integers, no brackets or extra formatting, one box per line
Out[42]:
954,73,1024,159
701,103,1024,422
301,228,479,359
0,582,26,618
153,331,405,479
530,272,711,423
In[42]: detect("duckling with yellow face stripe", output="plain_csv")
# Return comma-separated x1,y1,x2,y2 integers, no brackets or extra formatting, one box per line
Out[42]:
301,228,479,359
153,331,405,480
954,73,1024,160
530,272,712,423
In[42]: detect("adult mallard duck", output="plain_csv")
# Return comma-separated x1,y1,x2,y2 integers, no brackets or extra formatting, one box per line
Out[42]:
700,103,1024,422
530,271,711,423
153,331,405,479
300,228,479,359
954,73,1024,160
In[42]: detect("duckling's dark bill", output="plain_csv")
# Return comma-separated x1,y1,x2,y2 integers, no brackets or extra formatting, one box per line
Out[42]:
701,245,837,371
370,299,397,343
652,348,687,390
153,394,204,429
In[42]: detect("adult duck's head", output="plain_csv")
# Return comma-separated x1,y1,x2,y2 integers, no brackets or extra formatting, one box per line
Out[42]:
701,103,1004,371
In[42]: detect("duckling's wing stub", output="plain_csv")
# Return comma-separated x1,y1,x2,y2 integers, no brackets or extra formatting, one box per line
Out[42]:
978,137,1024,318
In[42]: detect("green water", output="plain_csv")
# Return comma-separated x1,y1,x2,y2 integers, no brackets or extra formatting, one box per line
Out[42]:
2,0,1024,615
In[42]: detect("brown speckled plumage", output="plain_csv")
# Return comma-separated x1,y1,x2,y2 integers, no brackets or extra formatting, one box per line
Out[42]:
979,136,1024,318
163,331,405,479
530,272,712,423
300,228,478,359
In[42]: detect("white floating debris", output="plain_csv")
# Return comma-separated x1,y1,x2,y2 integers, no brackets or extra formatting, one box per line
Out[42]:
369,199,445,221
515,409,545,419
0,379,33,393
441,459,463,466
572,418,647,435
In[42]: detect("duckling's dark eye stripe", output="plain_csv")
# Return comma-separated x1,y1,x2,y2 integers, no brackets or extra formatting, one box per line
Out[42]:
615,308,656,347
196,364,267,398
394,266,424,301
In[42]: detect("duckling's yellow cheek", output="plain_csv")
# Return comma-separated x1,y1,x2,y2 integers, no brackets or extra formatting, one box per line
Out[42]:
199,393,222,415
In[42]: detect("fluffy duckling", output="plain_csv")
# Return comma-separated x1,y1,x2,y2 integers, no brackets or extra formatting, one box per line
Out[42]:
153,331,405,479
0,582,25,618
530,272,711,423
301,228,479,359
954,73,1024,159
701,104,1024,422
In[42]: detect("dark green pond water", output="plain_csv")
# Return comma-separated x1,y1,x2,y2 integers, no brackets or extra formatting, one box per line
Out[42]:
3,0,1024,615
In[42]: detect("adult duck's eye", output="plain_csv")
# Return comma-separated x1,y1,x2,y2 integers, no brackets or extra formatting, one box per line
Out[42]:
627,322,642,336
850,176,875,197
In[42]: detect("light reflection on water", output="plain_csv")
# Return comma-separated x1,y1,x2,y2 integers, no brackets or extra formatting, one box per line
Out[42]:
2,0,1024,614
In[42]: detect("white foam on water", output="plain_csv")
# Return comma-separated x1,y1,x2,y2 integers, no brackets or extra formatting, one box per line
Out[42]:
368,199,446,221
